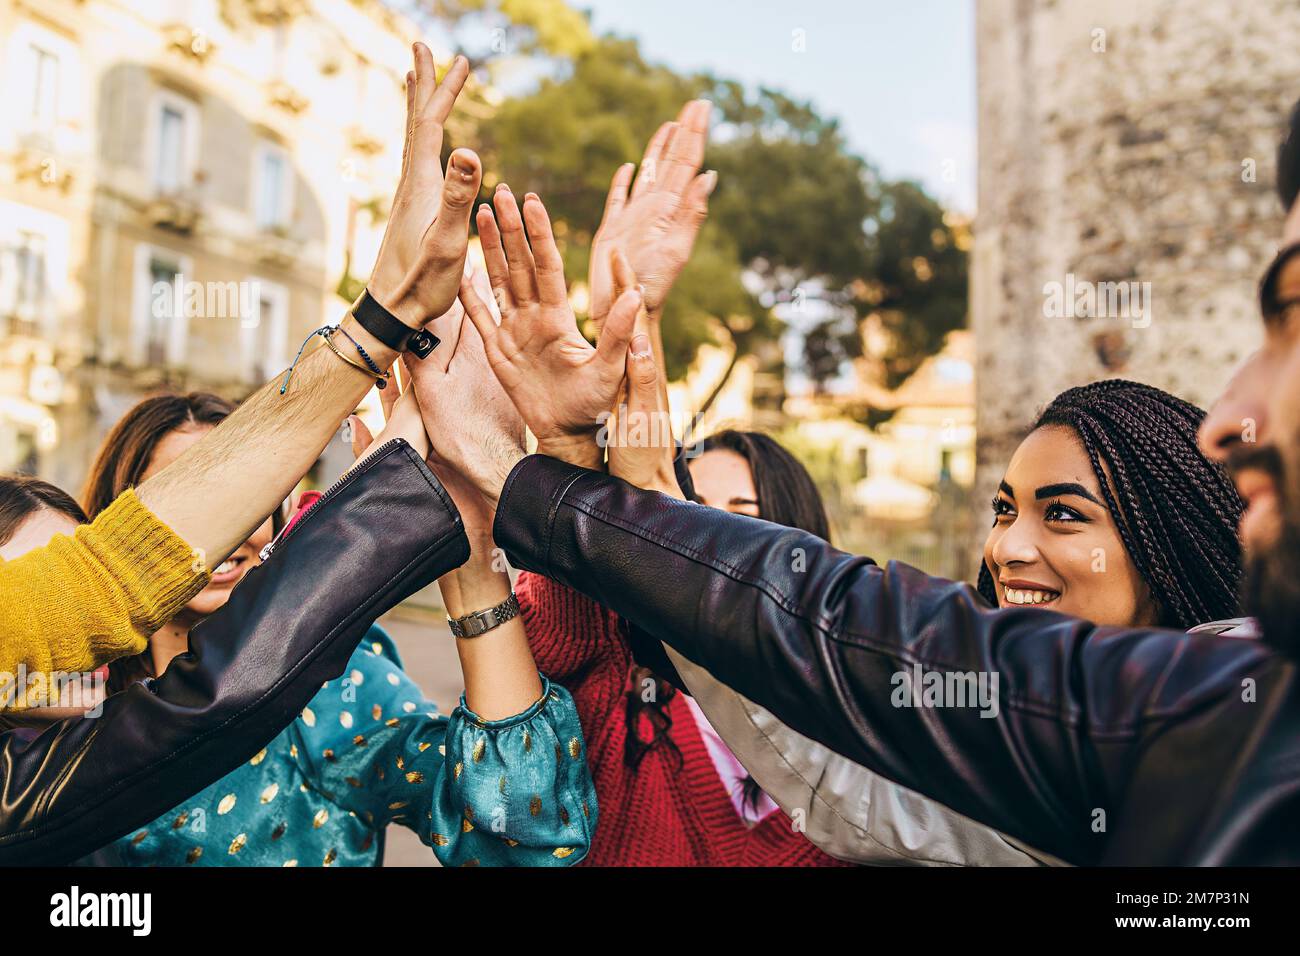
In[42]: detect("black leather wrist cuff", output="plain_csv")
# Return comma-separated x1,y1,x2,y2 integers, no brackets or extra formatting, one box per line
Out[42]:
351,289,440,359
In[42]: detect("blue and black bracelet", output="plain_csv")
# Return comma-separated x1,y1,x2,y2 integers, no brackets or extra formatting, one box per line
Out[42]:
280,324,391,394
333,325,388,382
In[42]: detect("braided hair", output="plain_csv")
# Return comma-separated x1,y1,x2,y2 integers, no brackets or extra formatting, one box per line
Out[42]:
976,380,1245,630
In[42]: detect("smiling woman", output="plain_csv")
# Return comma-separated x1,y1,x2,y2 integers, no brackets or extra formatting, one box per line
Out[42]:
977,380,1246,630
80,392,276,690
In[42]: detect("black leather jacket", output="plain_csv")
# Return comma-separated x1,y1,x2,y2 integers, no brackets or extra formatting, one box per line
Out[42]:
493,454,1300,865
0,439,468,866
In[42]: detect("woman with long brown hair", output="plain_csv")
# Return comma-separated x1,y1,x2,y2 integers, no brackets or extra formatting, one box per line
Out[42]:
511,428,851,865
82,392,272,691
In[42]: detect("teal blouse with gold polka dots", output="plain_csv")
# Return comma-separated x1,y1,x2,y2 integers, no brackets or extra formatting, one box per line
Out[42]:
84,626,597,867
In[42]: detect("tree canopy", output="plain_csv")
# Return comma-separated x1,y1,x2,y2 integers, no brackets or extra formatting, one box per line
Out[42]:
370,10,969,402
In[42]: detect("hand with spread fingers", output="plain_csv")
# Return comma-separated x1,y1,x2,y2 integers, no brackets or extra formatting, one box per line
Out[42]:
460,185,643,472
588,100,715,341
366,42,484,332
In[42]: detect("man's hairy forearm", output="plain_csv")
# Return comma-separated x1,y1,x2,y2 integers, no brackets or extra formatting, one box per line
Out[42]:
136,315,397,567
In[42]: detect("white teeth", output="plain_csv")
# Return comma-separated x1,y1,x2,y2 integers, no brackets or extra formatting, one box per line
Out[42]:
215,560,236,575
1003,587,1058,606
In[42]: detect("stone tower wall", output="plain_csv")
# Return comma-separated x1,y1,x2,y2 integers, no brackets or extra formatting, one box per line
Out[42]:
972,0,1299,538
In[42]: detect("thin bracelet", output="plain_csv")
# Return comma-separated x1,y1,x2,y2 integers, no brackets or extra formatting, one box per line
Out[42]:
281,324,390,394
334,324,388,380
322,329,390,389
280,324,332,394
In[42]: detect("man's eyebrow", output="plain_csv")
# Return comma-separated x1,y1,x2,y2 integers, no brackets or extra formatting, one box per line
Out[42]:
1035,482,1101,503
998,480,1014,498
1259,243,1300,319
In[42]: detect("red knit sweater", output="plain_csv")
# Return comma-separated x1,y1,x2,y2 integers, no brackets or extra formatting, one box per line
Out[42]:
516,571,850,867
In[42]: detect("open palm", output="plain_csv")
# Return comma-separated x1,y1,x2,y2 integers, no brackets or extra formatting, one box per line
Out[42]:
588,100,714,334
461,185,642,470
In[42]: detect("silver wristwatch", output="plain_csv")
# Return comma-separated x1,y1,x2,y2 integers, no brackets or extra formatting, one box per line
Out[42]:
447,592,520,638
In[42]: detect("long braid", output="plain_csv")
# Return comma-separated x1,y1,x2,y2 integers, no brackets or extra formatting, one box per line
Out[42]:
977,380,1244,630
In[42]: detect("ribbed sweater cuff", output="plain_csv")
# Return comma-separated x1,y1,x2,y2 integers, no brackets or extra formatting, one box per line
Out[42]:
75,489,210,659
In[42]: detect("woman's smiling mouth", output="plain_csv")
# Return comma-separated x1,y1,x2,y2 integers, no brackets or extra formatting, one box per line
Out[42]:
210,556,247,585
1001,584,1061,606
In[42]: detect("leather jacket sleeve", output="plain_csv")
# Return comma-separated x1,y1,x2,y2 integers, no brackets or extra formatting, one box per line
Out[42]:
493,454,1297,865
0,439,469,866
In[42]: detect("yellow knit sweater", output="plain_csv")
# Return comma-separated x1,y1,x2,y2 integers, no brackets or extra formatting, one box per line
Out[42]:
0,489,210,710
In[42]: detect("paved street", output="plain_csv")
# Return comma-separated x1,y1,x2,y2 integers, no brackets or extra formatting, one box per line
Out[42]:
376,604,465,867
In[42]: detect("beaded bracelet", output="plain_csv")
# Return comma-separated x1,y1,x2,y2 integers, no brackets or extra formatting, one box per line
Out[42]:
323,329,390,390
333,325,388,381
280,325,390,394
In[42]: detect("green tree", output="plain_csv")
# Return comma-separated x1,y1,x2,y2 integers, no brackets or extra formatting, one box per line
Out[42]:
859,180,968,390
456,29,968,404
401,0,595,59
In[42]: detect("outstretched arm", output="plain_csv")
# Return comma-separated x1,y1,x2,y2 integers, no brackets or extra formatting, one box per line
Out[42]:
479,341,1280,866
299,631,595,868
0,44,480,693
136,43,481,570
0,491,208,696
491,450,1282,866
403,268,544,719
0,442,469,865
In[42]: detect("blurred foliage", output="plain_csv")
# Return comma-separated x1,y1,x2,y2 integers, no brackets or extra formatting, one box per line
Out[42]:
803,312,860,394
866,181,968,389
705,82,874,289
409,0,595,58
399,7,968,395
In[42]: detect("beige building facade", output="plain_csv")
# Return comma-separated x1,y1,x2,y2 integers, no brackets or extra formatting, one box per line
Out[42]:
973,0,1297,536
0,0,429,492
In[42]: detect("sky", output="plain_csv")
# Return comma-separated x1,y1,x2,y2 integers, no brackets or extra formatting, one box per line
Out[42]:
576,0,977,212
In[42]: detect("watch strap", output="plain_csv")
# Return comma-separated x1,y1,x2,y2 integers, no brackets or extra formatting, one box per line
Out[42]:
351,288,440,359
448,592,520,638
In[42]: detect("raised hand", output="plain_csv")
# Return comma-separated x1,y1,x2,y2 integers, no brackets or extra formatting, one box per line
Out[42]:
606,332,687,500
367,43,483,332
461,185,643,471
588,100,715,335
402,267,526,532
